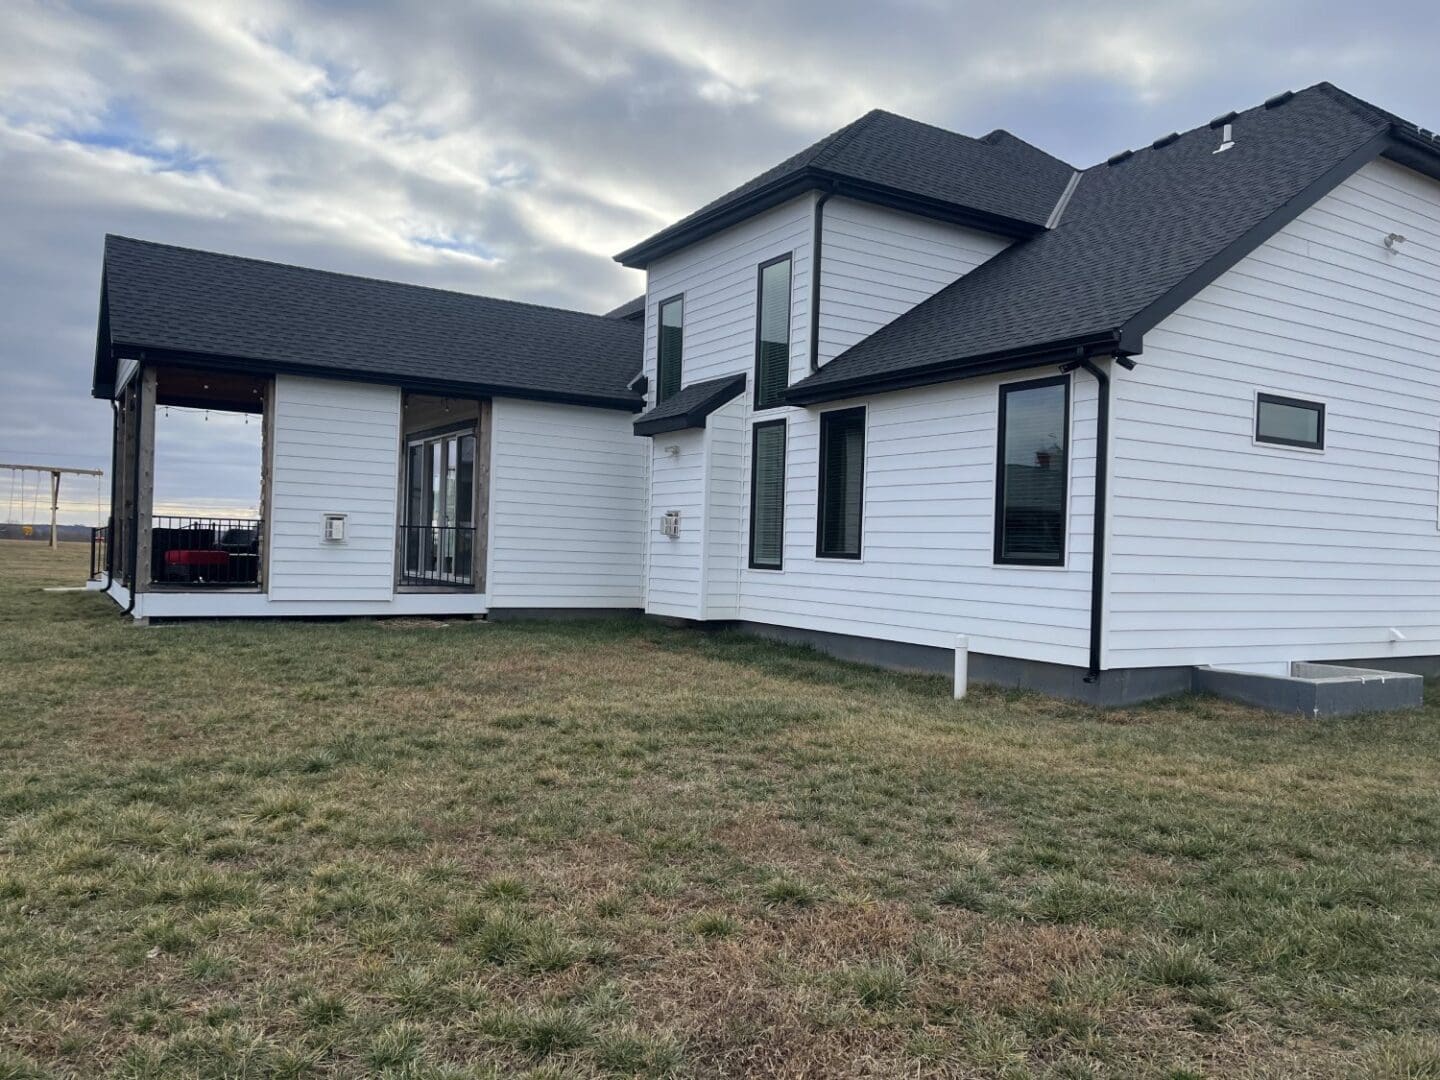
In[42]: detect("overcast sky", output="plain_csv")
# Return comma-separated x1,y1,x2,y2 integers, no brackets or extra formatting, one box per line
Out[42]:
2,0,1436,523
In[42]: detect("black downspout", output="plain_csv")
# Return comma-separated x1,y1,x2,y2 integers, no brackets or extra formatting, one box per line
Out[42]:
104,399,119,589
122,373,143,618
808,185,837,373
1071,357,1110,682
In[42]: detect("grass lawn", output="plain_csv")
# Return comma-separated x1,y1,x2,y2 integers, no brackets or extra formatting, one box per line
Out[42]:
1,540,1438,1078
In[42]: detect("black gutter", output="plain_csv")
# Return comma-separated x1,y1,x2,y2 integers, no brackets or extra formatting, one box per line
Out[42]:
105,345,646,413
122,372,142,618
1063,357,1110,681
786,330,1125,406
808,185,837,373
104,399,119,589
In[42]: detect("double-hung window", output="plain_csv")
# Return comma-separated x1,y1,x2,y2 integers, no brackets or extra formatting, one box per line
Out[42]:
754,255,792,410
657,295,684,403
749,420,786,569
994,375,1069,566
817,407,865,559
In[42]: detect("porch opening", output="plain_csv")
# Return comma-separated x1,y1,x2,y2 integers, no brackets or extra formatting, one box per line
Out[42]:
397,394,488,591
152,368,266,588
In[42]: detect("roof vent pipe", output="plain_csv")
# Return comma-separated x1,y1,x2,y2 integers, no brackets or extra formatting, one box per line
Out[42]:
1213,123,1235,154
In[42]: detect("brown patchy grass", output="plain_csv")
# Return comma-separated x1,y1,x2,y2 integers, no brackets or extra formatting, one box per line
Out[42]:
0,539,1438,1078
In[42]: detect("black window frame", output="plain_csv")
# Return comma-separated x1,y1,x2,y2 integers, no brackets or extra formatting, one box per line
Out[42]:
1255,392,1325,450
753,253,793,411
993,373,1071,568
748,418,787,570
656,293,684,404
816,406,866,560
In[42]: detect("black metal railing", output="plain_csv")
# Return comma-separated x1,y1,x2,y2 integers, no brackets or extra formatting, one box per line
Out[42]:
151,516,263,587
398,524,475,587
90,523,109,580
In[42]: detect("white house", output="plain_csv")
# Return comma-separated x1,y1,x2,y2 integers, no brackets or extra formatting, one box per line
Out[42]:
90,82,1440,707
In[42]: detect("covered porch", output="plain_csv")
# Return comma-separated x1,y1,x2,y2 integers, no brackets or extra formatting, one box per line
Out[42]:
98,363,491,617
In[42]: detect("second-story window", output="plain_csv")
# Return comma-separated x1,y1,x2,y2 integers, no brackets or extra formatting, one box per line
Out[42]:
657,295,683,403
754,255,792,409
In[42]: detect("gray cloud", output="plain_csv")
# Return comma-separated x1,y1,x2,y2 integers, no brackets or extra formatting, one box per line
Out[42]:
1,0,1436,523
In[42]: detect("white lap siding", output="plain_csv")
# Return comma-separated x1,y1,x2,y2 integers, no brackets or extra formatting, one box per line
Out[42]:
816,199,1010,366
736,372,1098,665
267,375,401,602
1106,158,1440,669
640,195,1010,397
646,429,706,618
640,194,1019,637
486,398,646,609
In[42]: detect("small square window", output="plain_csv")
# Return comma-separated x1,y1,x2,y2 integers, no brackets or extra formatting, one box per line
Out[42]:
1256,393,1324,450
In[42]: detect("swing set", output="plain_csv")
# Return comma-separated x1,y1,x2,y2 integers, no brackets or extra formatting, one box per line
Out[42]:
2,462,105,548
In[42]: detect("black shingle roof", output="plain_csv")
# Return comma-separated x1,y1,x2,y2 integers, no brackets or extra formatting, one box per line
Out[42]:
788,83,1423,403
632,373,746,436
604,295,646,322
95,236,644,410
615,109,1075,267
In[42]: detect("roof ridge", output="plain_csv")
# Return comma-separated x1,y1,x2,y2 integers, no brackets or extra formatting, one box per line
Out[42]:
103,234,629,328
810,109,888,169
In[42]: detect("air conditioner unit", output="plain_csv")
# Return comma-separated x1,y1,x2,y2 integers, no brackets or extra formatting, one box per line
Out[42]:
661,510,681,538
322,513,347,542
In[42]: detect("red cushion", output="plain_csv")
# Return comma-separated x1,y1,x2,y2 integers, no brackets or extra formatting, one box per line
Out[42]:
164,549,230,567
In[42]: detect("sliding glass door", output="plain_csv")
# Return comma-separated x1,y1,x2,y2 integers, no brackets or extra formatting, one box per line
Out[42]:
402,429,475,585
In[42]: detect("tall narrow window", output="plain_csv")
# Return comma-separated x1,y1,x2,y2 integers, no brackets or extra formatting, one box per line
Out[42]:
657,295,683,403
994,375,1069,566
749,420,786,569
817,407,865,559
754,255,792,409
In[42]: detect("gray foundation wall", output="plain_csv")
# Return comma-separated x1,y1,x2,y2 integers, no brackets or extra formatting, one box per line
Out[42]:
730,621,1192,707
486,607,642,622
724,620,1427,713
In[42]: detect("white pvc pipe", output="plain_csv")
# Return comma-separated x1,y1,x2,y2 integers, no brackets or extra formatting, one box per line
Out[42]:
954,635,969,700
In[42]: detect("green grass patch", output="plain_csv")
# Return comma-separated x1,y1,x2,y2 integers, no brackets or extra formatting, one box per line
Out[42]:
0,541,1437,1076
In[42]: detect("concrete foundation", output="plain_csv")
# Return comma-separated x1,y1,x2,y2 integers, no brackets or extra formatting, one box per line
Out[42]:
1194,663,1423,717
731,621,1192,707
725,620,1427,713
485,607,642,622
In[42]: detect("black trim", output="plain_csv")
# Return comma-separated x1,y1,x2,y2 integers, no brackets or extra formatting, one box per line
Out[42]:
656,294,684,404
753,254,793,410
816,406,865,560
1117,130,1392,352
1255,392,1325,449
808,188,836,373
108,344,644,412
614,167,1044,268
748,419,786,570
632,373,746,436
993,373,1070,568
786,332,1122,405
1382,128,1440,184
628,373,648,395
